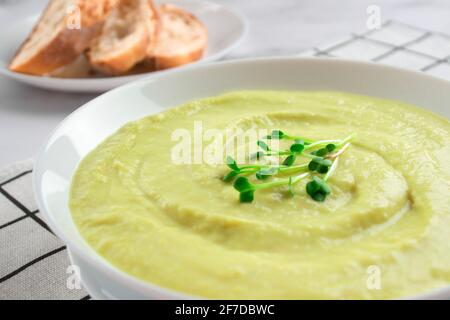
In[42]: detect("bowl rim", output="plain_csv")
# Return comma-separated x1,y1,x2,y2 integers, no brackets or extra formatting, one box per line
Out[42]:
33,56,450,300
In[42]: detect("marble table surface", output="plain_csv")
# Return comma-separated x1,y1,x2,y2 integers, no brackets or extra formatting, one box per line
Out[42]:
1,0,449,167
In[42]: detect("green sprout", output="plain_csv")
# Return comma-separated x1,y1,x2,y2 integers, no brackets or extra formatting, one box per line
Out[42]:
290,140,305,153
223,156,270,181
255,167,278,180
265,130,313,144
265,130,285,140
257,140,270,152
310,144,336,157
306,133,355,153
305,157,340,202
224,156,308,182
233,172,310,203
223,131,355,203
282,154,296,166
250,151,266,160
288,177,295,197
308,157,332,174
305,176,331,202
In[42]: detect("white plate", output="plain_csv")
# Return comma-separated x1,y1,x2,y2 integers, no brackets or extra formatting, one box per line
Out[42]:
34,58,450,299
0,0,247,93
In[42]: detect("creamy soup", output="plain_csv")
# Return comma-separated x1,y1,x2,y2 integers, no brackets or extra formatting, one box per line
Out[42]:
70,91,450,299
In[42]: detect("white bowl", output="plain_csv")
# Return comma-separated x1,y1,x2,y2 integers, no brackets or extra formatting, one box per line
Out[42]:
0,0,247,93
34,57,450,299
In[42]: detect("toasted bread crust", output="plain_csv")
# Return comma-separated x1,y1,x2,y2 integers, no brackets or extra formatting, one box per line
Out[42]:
10,25,101,75
154,47,204,70
47,53,92,78
87,0,158,76
77,0,119,27
9,0,116,75
150,4,207,70
146,0,160,55
88,39,149,75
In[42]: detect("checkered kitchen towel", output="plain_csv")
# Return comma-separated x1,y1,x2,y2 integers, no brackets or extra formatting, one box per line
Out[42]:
0,160,89,300
300,20,450,80
1,20,450,300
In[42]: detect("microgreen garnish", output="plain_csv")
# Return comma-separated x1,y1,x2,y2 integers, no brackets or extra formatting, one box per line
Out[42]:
282,154,296,166
226,156,240,171
265,130,285,139
265,130,313,143
224,131,355,202
290,140,305,153
257,140,270,151
250,151,265,160
233,177,255,202
223,170,239,182
288,177,295,197
306,176,331,202
233,173,310,202
256,167,278,180
308,157,332,174
304,157,340,202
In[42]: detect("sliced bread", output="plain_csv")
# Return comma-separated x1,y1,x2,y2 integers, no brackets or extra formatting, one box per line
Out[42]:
47,54,92,78
9,0,117,75
87,0,158,76
149,4,207,70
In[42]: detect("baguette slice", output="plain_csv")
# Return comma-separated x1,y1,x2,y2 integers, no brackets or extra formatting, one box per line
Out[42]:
87,0,158,76
9,0,117,75
47,54,92,78
150,4,207,70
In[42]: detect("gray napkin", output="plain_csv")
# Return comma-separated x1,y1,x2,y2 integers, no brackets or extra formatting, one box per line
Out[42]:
1,20,449,300
0,160,88,300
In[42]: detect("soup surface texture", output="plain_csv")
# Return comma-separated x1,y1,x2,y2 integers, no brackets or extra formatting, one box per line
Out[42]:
70,91,450,299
